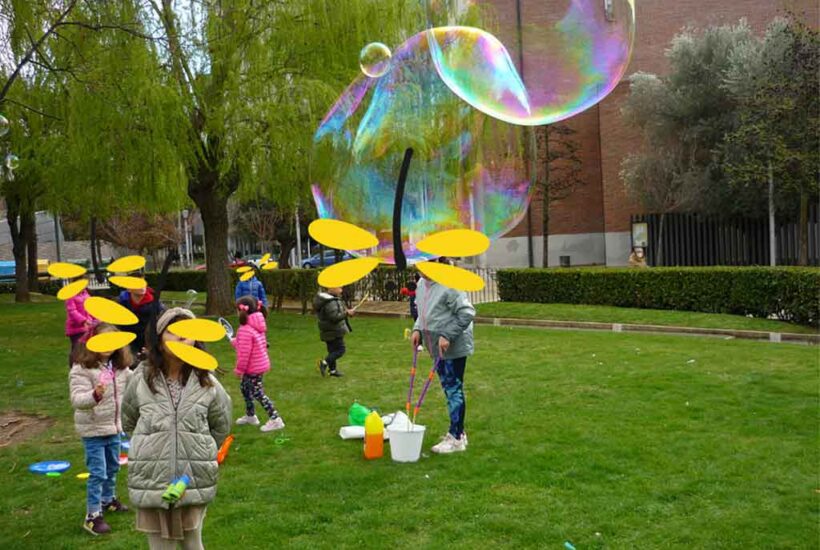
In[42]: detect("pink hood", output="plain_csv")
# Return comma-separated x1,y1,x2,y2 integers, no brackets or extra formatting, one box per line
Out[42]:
65,290,95,337
231,312,270,376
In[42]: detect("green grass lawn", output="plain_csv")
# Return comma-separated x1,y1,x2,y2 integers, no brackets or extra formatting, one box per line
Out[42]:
0,301,817,548
477,302,818,335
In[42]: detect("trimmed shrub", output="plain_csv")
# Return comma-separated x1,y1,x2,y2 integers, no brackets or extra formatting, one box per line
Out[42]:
497,267,820,327
0,280,62,296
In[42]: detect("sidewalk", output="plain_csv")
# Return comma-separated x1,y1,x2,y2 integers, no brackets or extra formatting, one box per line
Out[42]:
276,300,819,346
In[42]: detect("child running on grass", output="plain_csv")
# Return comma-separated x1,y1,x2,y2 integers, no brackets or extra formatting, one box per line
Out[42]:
314,286,354,377
232,296,284,431
69,323,133,536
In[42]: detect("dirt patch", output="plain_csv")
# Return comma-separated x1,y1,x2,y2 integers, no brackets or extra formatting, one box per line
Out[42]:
0,411,55,448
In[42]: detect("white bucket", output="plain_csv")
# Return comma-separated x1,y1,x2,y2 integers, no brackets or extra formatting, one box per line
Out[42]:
387,424,426,463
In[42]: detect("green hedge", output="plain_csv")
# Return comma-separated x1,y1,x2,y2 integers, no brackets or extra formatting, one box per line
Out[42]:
0,280,62,296
145,267,417,313
496,267,820,327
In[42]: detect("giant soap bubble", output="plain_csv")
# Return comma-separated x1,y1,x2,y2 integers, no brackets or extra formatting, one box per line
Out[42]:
311,28,535,265
424,0,635,125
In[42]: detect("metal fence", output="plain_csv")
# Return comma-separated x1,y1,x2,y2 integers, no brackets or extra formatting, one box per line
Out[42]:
349,266,500,304
631,206,819,267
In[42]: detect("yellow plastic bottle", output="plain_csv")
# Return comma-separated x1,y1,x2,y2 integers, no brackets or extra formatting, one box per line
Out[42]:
363,411,384,460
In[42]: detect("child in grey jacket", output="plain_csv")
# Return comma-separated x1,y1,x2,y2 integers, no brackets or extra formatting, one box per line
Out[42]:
69,323,133,536
411,260,476,455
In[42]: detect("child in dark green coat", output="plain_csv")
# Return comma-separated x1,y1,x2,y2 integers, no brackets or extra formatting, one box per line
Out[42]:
313,287,354,377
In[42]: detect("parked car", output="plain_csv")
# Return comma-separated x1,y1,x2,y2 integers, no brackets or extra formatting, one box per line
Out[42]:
302,250,354,269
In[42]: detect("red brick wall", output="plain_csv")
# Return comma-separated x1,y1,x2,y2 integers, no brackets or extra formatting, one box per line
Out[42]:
502,0,819,238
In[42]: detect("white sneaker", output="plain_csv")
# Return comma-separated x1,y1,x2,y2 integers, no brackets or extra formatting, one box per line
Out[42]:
260,417,285,432
236,415,260,426
462,432,468,448
431,433,466,454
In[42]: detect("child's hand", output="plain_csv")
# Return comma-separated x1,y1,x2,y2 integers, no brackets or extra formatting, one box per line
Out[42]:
93,383,106,399
346,309,355,317
438,336,450,356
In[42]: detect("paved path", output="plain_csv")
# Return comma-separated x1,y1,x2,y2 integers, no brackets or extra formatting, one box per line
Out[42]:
275,300,818,346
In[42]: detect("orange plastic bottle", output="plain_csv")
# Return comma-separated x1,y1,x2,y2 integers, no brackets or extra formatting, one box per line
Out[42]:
363,411,384,460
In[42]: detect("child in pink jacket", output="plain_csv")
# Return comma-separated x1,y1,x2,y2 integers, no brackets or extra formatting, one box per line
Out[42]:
231,295,284,432
65,288,97,367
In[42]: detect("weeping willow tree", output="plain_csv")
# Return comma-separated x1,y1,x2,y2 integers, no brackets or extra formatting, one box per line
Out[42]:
1,0,423,310
0,1,182,301
129,0,423,314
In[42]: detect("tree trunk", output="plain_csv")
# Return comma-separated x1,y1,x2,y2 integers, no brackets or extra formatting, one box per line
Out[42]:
25,211,39,292
6,202,30,303
278,239,294,269
798,192,809,266
190,174,235,316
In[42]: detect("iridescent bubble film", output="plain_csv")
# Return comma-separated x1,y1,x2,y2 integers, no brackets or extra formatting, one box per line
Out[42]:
4,153,19,171
312,29,535,264
359,42,392,78
425,0,636,125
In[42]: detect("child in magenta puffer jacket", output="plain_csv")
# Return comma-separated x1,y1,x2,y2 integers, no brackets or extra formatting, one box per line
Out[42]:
65,288,97,367
231,295,284,432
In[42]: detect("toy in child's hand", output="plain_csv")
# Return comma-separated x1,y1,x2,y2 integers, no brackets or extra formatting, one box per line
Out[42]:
162,475,190,503
98,368,114,386
218,317,234,340
217,435,234,465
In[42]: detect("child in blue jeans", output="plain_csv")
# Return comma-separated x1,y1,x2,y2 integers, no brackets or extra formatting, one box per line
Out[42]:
69,323,133,536
411,258,475,454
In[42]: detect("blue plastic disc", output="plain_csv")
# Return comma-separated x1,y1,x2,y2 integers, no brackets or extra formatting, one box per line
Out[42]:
120,440,130,451
29,460,71,475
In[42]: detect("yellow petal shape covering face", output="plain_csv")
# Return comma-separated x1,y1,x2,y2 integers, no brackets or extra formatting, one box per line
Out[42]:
57,279,89,300
109,276,148,290
48,262,87,279
262,261,279,270
84,297,139,325
416,229,490,257
240,271,255,282
260,253,271,264
107,255,146,273
166,341,218,371
317,257,380,288
308,219,378,251
417,261,485,292
168,319,226,343
87,331,137,353
236,266,253,274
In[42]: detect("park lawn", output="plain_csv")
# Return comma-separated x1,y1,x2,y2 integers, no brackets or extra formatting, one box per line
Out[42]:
0,301,817,549
477,302,818,335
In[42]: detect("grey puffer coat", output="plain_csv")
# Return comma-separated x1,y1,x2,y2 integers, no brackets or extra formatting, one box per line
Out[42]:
412,278,475,360
69,363,132,438
121,363,232,509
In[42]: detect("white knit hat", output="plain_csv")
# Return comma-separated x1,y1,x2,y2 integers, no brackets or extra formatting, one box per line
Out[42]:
156,307,195,336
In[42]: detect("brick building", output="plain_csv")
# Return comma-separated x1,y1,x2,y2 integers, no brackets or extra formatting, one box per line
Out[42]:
482,0,819,267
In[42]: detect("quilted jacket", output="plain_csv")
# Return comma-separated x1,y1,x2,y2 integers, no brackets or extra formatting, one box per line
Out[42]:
69,362,131,438
121,363,232,509
231,311,270,376
65,290,94,337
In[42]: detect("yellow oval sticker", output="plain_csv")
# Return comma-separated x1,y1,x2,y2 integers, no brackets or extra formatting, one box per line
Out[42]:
168,319,226,342
166,341,218,371
107,255,146,273
416,262,485,292
317,257,380,288
48,262,87,279
87,331,137,353
84,297,139,325
57,279,89,301
309,219,378,251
